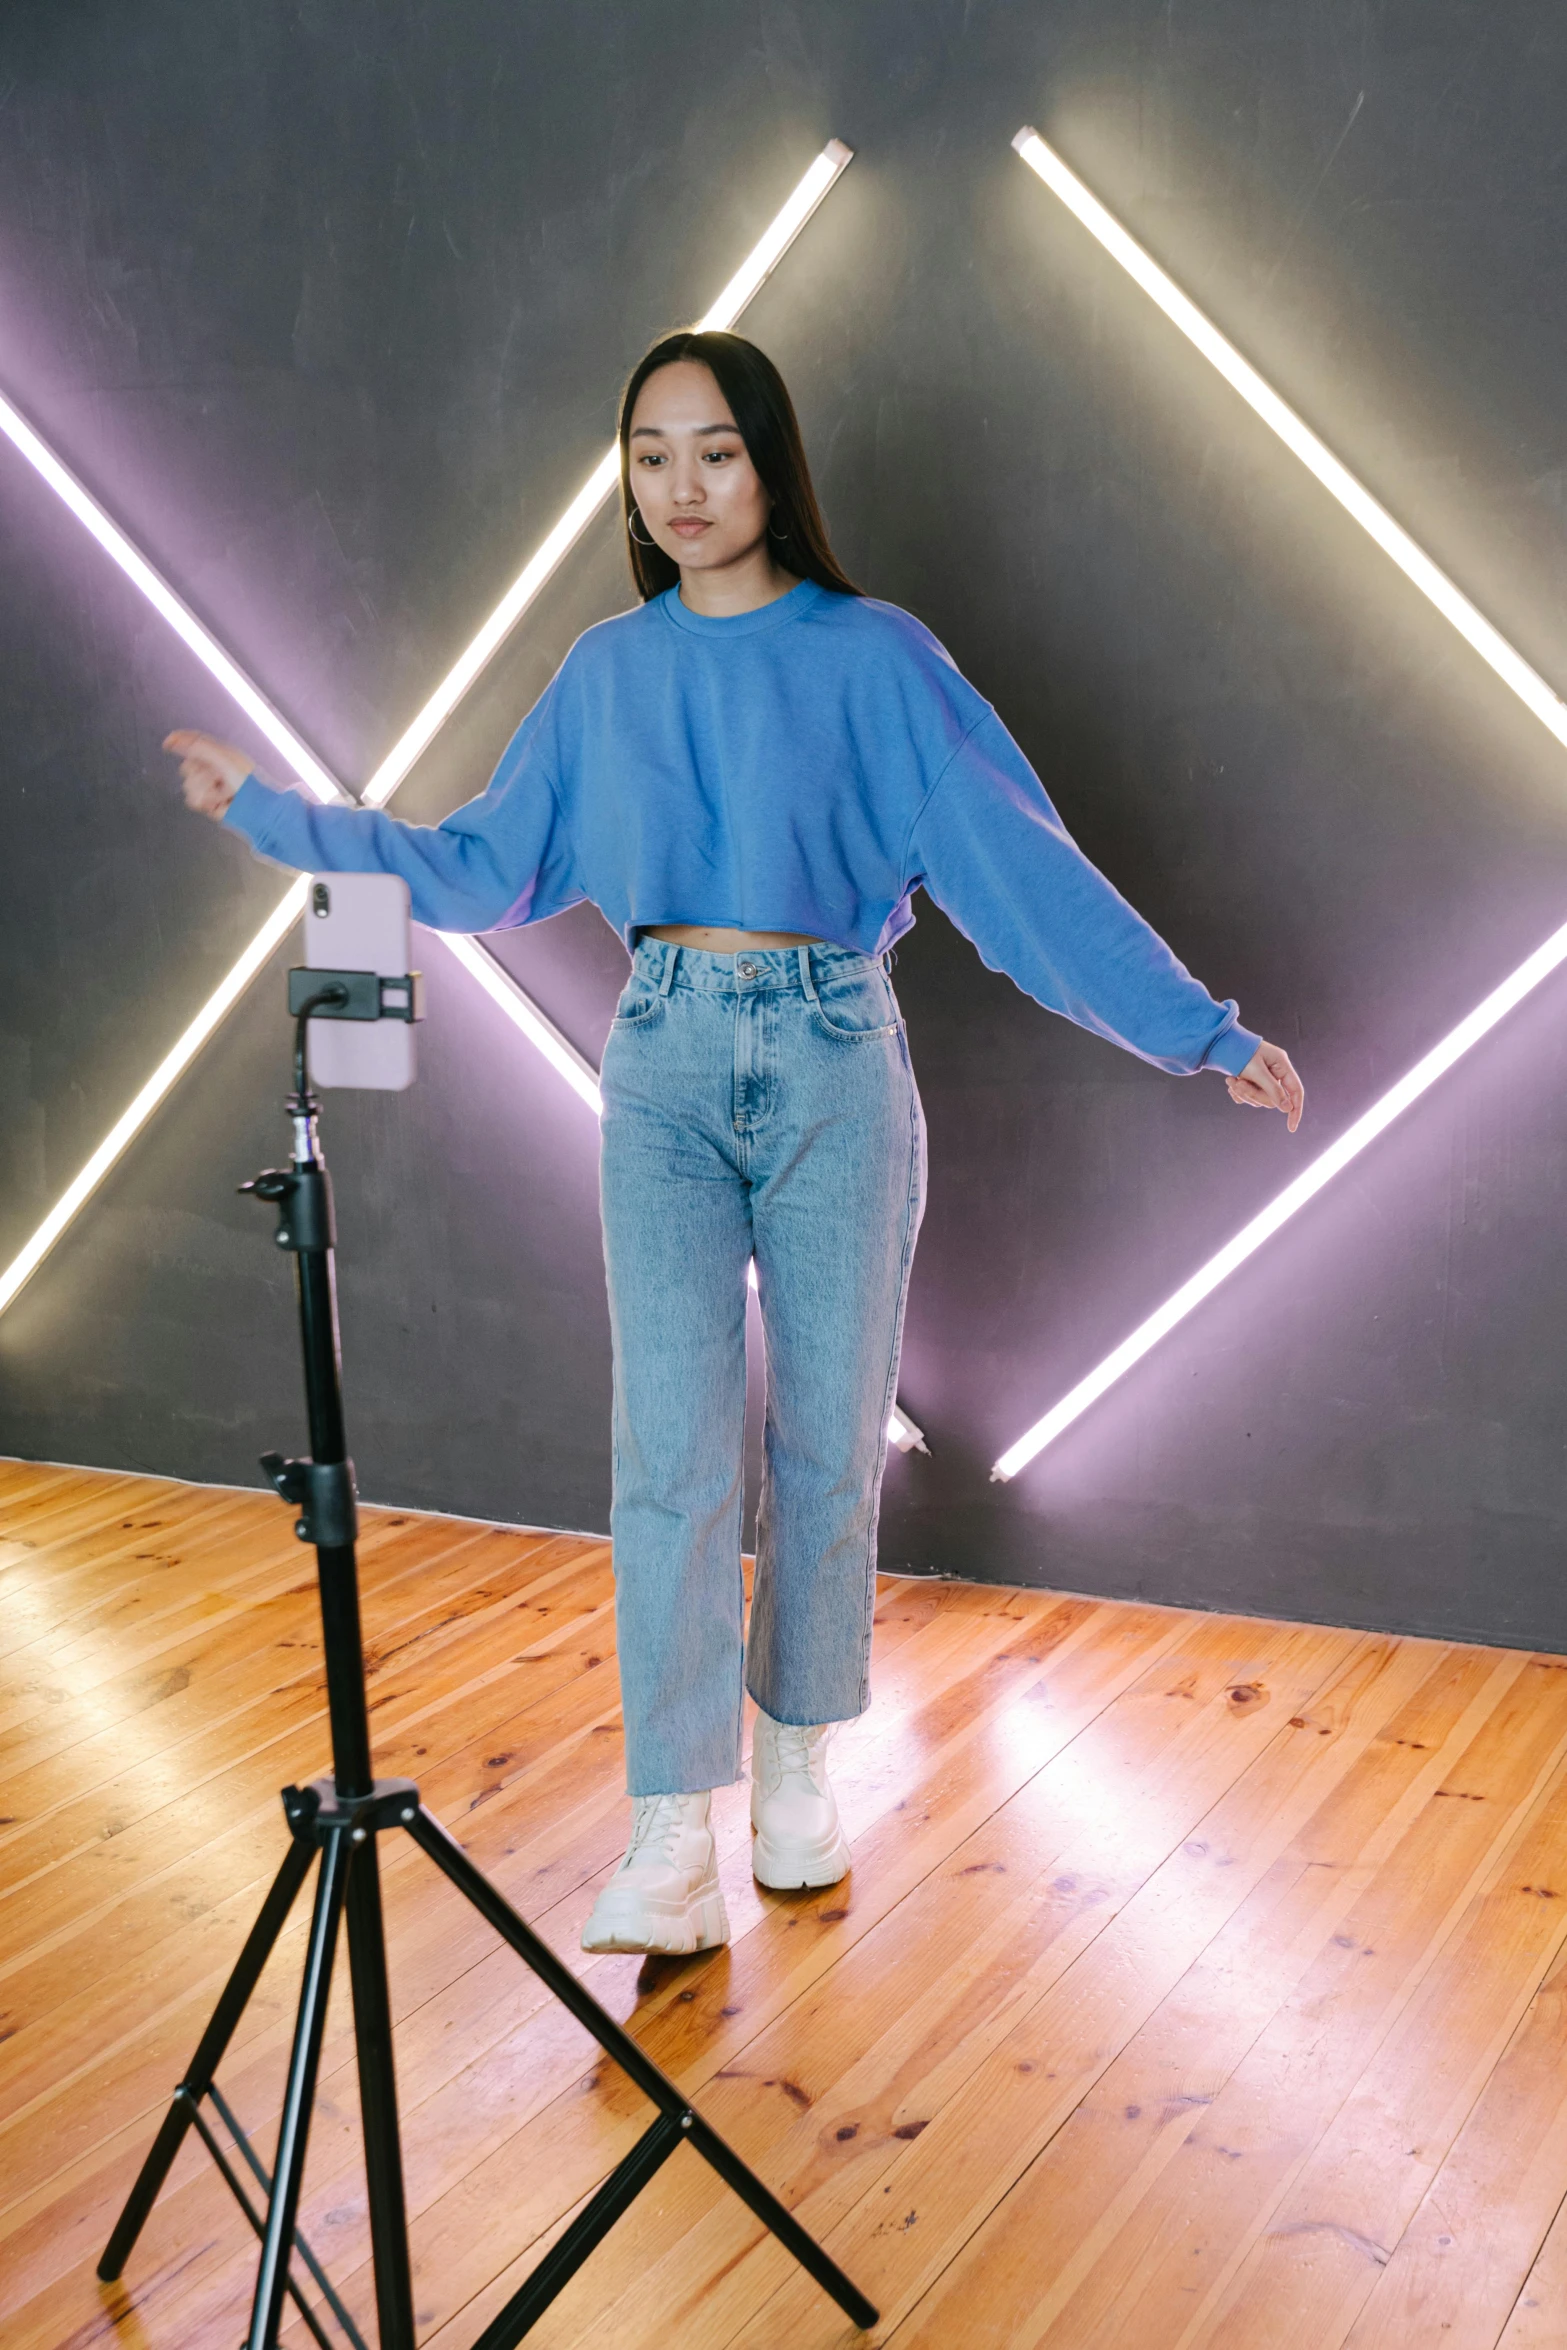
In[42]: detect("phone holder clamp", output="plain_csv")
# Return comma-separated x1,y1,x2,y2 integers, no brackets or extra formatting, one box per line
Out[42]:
286,967,424,1022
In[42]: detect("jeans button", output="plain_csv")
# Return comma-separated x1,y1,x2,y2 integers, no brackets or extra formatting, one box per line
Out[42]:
738,959,757,979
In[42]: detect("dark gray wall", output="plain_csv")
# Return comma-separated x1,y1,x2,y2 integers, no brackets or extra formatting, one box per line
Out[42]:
5,1,1567,1648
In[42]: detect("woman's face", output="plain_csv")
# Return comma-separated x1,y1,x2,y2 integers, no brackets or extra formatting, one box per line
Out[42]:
627,361,771,574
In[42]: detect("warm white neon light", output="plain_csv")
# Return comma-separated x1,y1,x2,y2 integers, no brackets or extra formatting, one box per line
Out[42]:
0,882,309,1315
360,448,622,810
1013,131,1567,751
699,141,852,336
0,142,854,1316
993,129,1567,1476
359,140,853,811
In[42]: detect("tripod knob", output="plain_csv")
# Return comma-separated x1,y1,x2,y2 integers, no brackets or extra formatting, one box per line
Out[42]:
240,1164,335,1252
259,1451,358,1546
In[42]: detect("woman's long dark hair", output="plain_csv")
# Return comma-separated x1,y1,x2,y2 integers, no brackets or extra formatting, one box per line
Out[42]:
618,329,860,601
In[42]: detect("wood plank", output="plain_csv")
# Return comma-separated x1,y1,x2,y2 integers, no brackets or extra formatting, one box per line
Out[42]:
0,1508,553,1784
0,1522,456,1845
0,1543,622,2076
619,1635,1438,2350
0,1529,320,1713
0,1461,91,1513
0,1489,252,1637
0,1575,1035,2161
0,1521,574,1879
1496,2181,1567,2345
0,1460,147,1518
0,1471,261,1567
1340,1932,1567,2348
0,1474,186,1561
1196,1726,1567,2348
0,1497,398,1713
889,1646,1566,2348
0,1513,540,1917
3,1488,442,1656
0,1468,201,1539
0,1496,308,1663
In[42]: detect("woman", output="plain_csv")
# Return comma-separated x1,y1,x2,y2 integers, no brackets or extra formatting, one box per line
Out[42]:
171,329,1303,1958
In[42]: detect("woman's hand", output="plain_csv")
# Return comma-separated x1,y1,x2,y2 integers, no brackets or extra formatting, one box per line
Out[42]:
1226,1041,1304,1133
165,730,253,819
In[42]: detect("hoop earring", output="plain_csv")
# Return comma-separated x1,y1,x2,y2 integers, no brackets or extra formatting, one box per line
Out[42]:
628,508,655,547
767,515,791,542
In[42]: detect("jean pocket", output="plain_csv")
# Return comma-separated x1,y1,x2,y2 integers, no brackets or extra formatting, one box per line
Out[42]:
610,983,666,1031
809,973,901,1040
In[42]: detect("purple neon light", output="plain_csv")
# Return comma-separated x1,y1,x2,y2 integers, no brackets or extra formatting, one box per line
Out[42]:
993,130,1567,1477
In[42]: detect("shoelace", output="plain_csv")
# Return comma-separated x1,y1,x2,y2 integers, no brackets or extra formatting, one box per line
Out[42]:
624,1792,688,1867
770,1721,831,1791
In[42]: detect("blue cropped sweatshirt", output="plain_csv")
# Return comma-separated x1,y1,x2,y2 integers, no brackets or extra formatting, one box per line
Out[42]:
225,578,1260,1079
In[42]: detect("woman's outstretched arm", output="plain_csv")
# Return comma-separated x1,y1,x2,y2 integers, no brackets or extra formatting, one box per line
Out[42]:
908,709,1302,1128
166,713,583,936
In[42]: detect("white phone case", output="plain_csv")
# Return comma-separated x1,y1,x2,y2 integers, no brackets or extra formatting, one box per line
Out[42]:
302,873,417,1090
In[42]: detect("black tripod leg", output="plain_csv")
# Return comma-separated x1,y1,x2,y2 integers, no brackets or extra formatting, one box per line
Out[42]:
184,2094,362,2350
247,1829,350,2350
470,2111,687,2350
99,1837,316,2281
404,1808,878,2333
683,2107,878,2329
345,1836,416,2350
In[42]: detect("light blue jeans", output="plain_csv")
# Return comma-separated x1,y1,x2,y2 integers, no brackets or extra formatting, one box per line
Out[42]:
599,937,926,1796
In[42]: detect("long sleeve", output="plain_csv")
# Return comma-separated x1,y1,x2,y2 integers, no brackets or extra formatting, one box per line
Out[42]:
907,710,1259,1078
223,687,584,934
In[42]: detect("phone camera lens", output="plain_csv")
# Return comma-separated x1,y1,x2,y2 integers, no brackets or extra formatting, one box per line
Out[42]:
311,883,331,917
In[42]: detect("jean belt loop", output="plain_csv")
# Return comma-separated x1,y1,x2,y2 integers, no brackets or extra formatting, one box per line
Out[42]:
796,943,819,1003
658,942,680,997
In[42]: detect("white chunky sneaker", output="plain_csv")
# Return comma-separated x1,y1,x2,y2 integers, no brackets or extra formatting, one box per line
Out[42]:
580,1791,731,1955
749,1712,852,1890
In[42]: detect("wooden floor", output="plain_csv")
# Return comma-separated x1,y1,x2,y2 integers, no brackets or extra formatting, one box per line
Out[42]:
5,1469,1567,2347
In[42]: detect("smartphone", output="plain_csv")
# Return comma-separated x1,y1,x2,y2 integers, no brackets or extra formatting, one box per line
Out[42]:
302,873,417,1090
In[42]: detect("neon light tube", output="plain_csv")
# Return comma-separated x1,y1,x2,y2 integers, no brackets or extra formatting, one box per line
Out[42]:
0,881,308,1315
993,915,1567,1477
1013,130,1567,751
698,141,853,335
0,141,854,1314
0,397,342,802
439,933,602,1113
359,139,854,811
993,130,1567,1476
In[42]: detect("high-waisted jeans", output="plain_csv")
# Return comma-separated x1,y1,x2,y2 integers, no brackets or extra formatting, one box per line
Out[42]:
599,936,926,1796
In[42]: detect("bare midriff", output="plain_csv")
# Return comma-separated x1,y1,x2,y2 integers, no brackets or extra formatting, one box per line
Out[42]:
645,924,821,952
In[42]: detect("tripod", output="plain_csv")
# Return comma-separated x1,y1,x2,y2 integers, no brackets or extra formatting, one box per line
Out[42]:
99,992,877,2348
